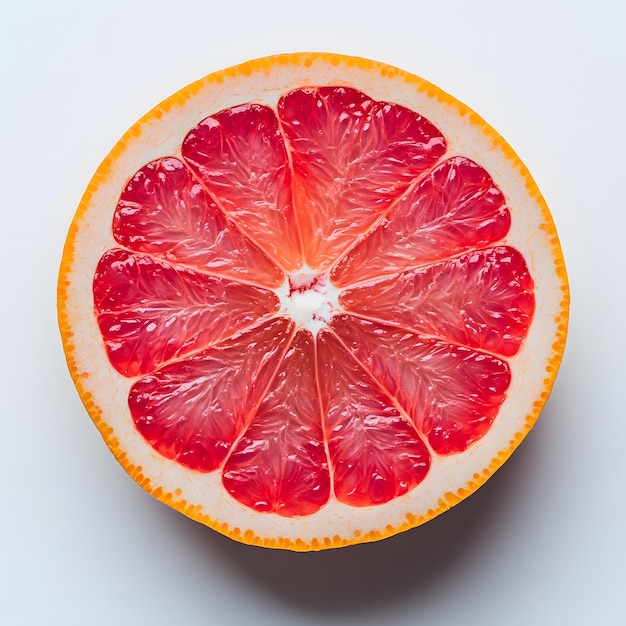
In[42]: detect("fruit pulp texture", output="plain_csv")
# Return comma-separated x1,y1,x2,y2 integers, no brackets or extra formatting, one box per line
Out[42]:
93,86,535,516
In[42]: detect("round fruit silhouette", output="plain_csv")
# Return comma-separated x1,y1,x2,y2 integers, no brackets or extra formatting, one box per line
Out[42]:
58,53,569,550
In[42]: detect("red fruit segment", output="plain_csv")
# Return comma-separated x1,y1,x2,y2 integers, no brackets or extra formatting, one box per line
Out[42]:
181,104,302,271
340,246,535,357
330,315,511,454
331,157,511,287
317,329,430,506
278,86,447,270
112,157,284,288
222,330,330,517
93,249,279,377
128,317,295,471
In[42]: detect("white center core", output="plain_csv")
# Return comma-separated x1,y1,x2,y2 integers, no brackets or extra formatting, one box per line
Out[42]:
277,267,340,334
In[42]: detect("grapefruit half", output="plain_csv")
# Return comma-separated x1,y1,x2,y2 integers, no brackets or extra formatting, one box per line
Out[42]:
58,52,569,551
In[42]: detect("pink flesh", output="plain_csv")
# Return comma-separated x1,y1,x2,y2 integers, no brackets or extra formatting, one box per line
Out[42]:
330,156,511,287
93,249,280,376
317,329,430,506
128,317,294,471
92,85,536,515
113,157,284,288
278,86,446,270
222,330,330,516
340,246,535,357
329,315,511,454
181,103,302,271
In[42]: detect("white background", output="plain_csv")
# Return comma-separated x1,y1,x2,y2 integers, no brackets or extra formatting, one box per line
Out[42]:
1,1,624,623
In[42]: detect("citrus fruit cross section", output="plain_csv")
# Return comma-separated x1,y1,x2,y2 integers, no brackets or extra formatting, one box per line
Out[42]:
59,53,568,550
92,84,535,518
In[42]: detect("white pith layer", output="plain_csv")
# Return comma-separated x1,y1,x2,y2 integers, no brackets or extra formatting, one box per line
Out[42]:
277,267,341,335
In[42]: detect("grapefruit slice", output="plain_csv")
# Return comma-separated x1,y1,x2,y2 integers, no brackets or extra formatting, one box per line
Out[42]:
58,53,569,551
